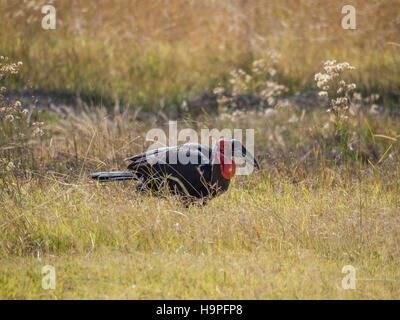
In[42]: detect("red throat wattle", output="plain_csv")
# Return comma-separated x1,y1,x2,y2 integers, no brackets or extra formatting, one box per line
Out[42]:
218,141,236,180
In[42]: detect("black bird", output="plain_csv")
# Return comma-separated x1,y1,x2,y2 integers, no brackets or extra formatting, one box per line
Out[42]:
91,138,259,204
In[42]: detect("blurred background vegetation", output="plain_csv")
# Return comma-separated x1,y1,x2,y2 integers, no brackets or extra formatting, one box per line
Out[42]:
1,0,400,112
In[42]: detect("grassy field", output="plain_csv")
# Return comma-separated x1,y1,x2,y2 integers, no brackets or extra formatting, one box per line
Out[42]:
1,0,400,299
1,168,400,299
2,0,400,110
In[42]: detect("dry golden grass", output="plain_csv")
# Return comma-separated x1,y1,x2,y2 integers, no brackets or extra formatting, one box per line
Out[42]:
1,100,400,299
1,1,400,299
2,0,400,110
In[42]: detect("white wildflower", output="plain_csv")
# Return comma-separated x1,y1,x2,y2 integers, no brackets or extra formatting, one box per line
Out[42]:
318,91,328,97
347,83,356,91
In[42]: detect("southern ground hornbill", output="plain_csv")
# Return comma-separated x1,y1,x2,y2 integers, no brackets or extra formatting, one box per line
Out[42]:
91,139,259,204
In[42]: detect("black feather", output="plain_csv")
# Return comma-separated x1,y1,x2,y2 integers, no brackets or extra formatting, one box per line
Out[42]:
91,171,134,181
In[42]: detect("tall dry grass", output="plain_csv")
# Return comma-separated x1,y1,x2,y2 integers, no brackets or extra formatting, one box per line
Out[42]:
1,1,400,299
1,0,400,111
1,98,399,298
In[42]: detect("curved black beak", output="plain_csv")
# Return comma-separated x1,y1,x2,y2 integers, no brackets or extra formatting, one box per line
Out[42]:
231,139,260,170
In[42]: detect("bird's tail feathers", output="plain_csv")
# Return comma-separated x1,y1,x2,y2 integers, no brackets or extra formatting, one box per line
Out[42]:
91,171,135,182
